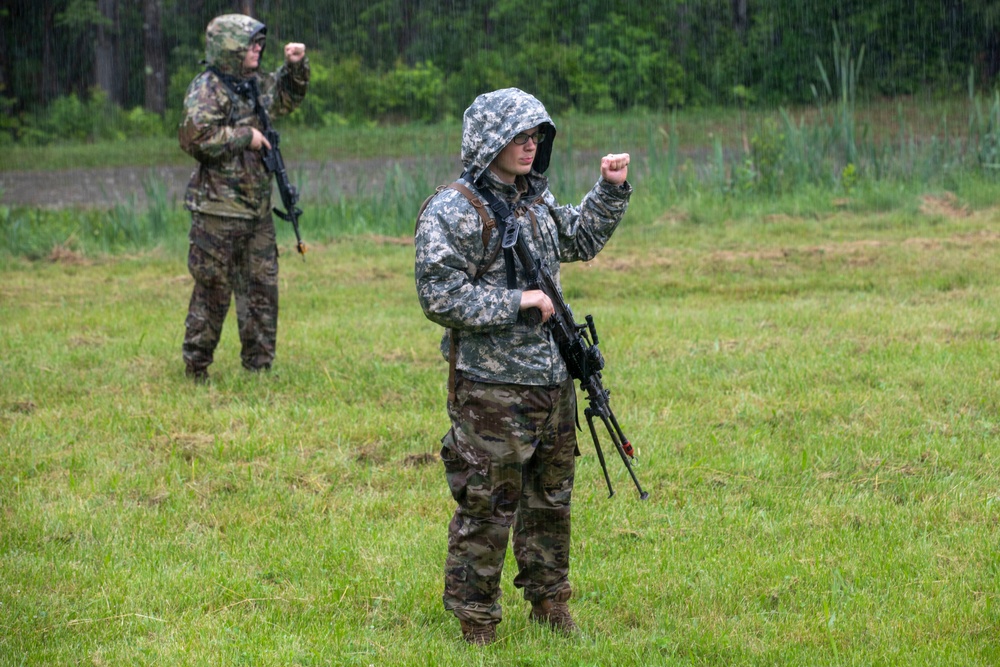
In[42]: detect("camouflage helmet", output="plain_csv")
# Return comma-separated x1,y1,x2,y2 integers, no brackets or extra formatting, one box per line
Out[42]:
461,88,557,183
204,14,266,76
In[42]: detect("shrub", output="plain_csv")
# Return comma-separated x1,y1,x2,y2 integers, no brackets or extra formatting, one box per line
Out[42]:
43,92,101,141
370,60,446,123
0,91,21,145
576,13,687,111
18,89,125,143
287,56,372,126
443,50,511,117
750,119,788,194
287,56,446,125
122,107,167,138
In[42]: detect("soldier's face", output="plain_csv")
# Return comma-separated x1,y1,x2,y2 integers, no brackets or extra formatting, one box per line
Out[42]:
489,125,540,184
243,41,263,70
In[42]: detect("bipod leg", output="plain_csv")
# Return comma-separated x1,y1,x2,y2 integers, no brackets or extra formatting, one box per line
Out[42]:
600,410,650,501
585,407,615,498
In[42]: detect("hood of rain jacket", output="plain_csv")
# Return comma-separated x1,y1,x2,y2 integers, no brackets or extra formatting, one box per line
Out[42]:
460,88,557,183
204,14,266,78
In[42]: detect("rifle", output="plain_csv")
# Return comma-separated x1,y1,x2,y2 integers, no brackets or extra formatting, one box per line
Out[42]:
513,236,649,500
247,78,306,258
471,176,649,500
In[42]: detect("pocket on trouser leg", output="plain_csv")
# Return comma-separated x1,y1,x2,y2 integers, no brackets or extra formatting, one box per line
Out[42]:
441,431,471,504
188,224,230,289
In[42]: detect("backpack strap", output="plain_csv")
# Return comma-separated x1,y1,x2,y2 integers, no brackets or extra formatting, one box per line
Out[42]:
446,330,459,404
449,181,495,250
205,66,254,127
414,184,448,234
415,182,494,248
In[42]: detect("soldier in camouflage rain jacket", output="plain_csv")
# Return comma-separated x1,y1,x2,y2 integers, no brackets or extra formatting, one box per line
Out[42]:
179,13,309,380
414,87,632,643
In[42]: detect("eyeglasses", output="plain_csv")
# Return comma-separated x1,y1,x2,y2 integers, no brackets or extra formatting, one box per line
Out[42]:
250,37,266,50
512,131,546,146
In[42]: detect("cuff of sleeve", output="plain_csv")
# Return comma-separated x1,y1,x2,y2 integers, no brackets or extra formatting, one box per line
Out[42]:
599,178,632,198
234,127,254,150
286,57,310,76
507,289,523,324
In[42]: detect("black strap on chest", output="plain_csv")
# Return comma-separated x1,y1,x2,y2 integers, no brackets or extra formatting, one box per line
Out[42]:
206,66,265,127
207,66,255,101
460,171,522,290
418,172,544,290
421,174,542,404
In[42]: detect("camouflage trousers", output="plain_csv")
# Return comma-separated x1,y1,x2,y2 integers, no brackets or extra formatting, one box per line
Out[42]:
440,373,578,625
182,211,279,372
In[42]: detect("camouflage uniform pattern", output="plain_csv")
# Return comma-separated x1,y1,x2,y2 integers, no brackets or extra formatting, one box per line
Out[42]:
179,14,309,220
184,211,278,372
415,88,632,386
414,88,632,626
441,375,577,624
179,14,308,374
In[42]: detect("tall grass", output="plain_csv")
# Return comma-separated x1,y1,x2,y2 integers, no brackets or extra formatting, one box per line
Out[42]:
3,92,1000,263
813,25,866,167
970,90,1000,171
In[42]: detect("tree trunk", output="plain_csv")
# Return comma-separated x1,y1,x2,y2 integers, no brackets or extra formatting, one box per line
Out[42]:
42,1,61,102
233,0,255,16
397,1,415,59
0,7,8,96
984,32,1000,86
143,0,167,114
731,0,748,37
95,0,124,104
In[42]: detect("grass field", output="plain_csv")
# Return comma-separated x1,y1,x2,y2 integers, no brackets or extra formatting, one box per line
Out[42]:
2,175,1000,665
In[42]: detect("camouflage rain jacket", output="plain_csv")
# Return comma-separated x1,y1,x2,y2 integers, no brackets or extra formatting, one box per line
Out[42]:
415,88,632,386
179,14,309,219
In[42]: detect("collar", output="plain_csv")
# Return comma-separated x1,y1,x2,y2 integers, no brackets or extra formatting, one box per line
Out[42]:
481,169,544,208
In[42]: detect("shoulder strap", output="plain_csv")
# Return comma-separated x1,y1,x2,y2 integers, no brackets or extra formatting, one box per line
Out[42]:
206,66,254,100
204,66,258,127
414,181,495,251
449,181,495,250
414,185,447,236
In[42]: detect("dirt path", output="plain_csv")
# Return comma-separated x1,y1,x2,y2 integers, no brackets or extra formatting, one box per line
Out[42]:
0,151,630,209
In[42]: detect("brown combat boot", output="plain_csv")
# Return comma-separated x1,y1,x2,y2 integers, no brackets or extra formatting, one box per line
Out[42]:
459,619,497,646
530,598,579,635
184,365,209,384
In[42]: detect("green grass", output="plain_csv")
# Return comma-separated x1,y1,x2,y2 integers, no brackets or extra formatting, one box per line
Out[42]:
2,188,1000,664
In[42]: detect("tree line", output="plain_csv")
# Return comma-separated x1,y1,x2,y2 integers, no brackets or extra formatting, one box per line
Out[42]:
2,0,998,141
